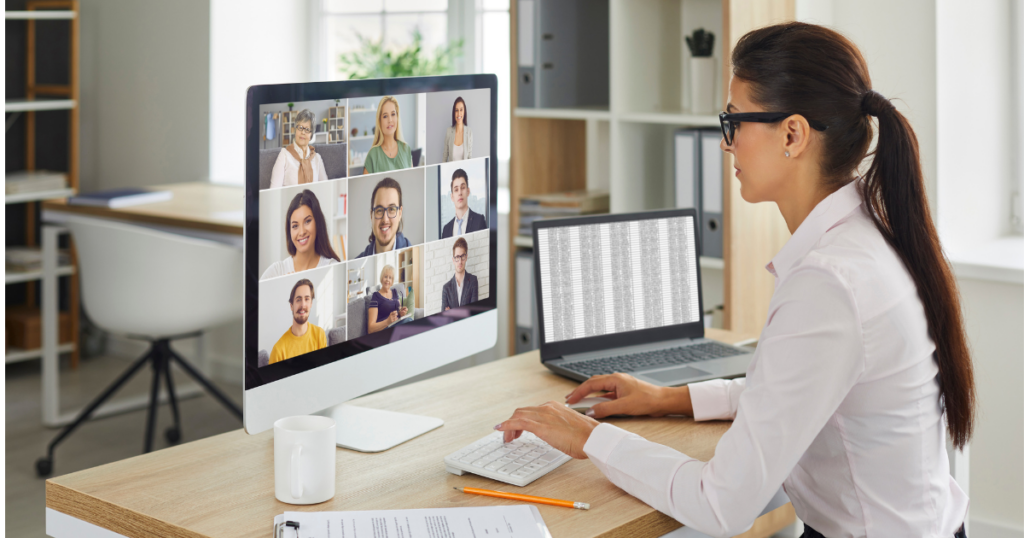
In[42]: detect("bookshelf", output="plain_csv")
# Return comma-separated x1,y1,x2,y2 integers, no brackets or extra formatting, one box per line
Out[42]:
397,248,421,309
280,110,296,147
328,105,347,144
509,0,797,355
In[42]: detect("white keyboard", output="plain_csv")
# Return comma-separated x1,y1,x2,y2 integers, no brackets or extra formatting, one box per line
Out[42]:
444,431,572,487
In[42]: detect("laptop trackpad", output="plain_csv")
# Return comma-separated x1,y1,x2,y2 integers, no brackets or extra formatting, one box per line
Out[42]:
644,366,710,384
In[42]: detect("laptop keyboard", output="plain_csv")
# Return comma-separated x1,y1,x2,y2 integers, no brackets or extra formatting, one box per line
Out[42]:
565,342,747,377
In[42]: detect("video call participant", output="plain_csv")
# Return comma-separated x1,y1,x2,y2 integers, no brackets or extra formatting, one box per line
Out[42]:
367,265,410,334
441,168,487,238
357,177,410,258
441,237,478,311
269,109,329,188
261,189,341,280
269,279,326,364
363,96,412,175
442,96,473,162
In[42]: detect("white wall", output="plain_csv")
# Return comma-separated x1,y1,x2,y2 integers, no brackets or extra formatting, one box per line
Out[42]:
78,0,211,191
936,0,1016,255
209,0,309,185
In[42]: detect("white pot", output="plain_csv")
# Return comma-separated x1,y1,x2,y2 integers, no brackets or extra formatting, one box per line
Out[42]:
690,56,716,114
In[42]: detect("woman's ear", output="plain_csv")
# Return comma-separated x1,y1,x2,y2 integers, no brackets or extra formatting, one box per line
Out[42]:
782,115,812,159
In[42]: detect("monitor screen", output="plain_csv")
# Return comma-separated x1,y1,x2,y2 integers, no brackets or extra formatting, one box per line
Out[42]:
244,78,497,390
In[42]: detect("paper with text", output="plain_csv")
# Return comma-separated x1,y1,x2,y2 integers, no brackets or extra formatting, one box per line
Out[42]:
273,505,551,538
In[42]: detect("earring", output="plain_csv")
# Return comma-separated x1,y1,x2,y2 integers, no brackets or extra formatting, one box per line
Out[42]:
784,151,790,157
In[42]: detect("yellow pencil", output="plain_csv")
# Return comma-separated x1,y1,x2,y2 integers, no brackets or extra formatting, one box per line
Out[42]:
454,486,590,510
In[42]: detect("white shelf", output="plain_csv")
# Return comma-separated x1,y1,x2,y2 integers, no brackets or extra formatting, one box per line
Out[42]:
350,109,376,114
334,215,347,220
5,187,75,204
5,10,76,19
6,264,75,285
5,98,76,112
514,107,612,121
699,257,724,270
513,235,533,248
5,343,75,364
351,135,374,141
618,111,720,127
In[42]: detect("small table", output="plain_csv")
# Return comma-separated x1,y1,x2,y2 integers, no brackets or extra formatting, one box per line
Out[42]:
46,329,794,538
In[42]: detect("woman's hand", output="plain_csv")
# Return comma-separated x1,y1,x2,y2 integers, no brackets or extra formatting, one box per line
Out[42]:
388,311,399,323
565,373,693,418
495,401,599,459
399,306,409,317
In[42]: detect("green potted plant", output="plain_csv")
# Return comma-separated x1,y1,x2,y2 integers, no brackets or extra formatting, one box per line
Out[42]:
338,28,463,79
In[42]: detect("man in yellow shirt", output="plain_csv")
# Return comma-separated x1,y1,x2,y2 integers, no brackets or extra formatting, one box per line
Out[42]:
270,278,326,364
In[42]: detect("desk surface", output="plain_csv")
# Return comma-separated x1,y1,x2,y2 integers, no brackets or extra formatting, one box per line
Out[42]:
46,329,792,538
43,182,243,235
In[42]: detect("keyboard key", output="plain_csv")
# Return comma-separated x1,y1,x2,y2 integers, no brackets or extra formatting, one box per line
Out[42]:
497,463,522,475
538,452,562,463
485,462,503,471
512,470,531,478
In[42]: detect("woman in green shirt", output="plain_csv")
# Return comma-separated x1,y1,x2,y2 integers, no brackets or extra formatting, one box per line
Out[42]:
363,95,412,175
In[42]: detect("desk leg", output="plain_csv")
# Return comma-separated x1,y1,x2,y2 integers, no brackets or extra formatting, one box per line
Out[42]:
42,225,62,427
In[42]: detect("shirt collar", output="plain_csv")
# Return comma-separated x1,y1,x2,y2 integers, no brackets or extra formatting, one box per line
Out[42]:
767,180,864,280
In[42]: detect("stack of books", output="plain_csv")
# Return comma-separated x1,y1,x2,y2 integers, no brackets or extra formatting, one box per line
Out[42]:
5,170,67,195
518,190,609,237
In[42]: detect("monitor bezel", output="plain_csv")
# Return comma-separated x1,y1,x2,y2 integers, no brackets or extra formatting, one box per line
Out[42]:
531,208,706,361
244,75,499,390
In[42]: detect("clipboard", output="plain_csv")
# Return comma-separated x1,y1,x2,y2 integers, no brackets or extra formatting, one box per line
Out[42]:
274,505,552,538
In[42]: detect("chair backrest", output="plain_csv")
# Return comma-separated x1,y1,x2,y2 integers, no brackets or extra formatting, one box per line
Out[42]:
66,216,242,338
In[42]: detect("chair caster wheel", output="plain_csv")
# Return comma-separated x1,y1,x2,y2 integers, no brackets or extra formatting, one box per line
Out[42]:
36,457,53,477
165,427,181,445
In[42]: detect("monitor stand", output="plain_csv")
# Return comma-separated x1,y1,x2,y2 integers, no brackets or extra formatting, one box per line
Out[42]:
317,404,444,453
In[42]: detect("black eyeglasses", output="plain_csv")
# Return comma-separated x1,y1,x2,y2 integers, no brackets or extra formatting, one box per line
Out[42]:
295,125,312,135
372,205,400,219
719,112,828,146
453,253,467,262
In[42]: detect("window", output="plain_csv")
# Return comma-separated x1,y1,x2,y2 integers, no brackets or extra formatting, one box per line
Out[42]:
1013,0,1023,234
476,0,511,166
317,0,451,80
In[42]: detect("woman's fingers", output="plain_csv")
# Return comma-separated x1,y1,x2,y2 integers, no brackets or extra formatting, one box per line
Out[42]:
566,374,625,404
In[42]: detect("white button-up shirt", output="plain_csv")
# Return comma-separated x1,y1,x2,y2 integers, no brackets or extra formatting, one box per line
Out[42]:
584,180,968,537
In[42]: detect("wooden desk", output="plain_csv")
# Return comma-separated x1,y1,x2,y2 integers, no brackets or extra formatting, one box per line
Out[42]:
46,329,793,538
42,182,243,235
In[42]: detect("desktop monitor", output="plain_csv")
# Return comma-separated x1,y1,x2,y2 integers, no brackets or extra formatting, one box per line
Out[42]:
243,76,498,451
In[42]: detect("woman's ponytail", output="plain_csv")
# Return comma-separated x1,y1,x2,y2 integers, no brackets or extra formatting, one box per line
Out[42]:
733,22,975,449
861,92,975,449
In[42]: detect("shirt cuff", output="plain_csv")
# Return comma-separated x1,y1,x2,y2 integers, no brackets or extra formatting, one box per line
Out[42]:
583,423,633,464
688,378,736,421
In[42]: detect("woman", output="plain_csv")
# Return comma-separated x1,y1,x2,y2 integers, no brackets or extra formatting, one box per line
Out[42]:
495,23,973,538
442,96,472,162
367,265,409,334
363,96,412,175
356,177,410,258
261,189,341,280
269,109,329,188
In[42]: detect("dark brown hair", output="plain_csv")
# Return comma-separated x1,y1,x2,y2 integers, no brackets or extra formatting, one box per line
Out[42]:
289,278,315,303
369,177,403,243
733,22,974,449
285,189,340,261
450,168,469,191
452,237,468,256
451,96,468,127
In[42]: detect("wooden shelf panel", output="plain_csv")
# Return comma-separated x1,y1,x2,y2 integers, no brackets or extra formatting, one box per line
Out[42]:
5,10,76,19
6,264,75,285
5,343,75,364
5,187,75,204
5,98,76,112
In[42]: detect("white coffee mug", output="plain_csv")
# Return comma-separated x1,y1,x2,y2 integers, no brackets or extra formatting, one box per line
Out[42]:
274,415,336,505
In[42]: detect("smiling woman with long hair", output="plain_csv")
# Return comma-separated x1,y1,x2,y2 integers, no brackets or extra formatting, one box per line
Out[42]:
363,96,413,175
494,22,974,538
260,189,341,280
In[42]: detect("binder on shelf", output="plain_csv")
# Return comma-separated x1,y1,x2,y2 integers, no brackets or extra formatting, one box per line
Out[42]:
672,129,723,259
516,0,609,109
700,129,724,259
515,249,539,354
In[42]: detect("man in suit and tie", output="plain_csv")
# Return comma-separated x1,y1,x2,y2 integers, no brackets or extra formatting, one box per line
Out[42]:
441,168,487,238
442,237,478,311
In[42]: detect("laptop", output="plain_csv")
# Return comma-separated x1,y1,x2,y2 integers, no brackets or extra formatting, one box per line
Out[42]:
532,208,753,387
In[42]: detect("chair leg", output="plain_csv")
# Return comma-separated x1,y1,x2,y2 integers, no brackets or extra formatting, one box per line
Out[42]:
167,348,242,420
36,347,155,477
163,354,182,445
142,351,164,454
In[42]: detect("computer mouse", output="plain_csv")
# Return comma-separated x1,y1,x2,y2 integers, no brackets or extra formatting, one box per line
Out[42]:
567,396,615,414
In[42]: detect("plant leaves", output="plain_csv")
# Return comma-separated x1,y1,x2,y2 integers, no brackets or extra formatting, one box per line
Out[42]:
338,27,465,80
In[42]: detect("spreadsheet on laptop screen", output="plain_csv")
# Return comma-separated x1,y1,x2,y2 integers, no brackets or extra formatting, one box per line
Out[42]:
536,216,701,344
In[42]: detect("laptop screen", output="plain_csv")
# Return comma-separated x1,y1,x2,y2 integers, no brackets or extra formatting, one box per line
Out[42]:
533,211,703,354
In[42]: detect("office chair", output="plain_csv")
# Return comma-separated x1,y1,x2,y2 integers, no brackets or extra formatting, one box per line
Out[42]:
36,216,243,477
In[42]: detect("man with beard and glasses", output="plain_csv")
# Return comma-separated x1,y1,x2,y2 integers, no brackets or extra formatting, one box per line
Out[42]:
269,278,326,364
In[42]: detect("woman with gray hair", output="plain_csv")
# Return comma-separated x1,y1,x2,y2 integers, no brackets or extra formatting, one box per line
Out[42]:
269,109,329,188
